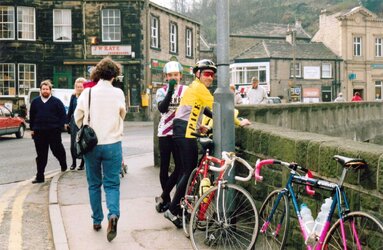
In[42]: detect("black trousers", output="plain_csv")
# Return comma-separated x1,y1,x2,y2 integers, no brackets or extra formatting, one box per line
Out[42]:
33,128,67,180
158,136,181,203
168,137,198,214
69,118,83,166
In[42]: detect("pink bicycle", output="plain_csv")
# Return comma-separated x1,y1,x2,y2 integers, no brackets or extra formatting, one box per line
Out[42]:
253,155,383,249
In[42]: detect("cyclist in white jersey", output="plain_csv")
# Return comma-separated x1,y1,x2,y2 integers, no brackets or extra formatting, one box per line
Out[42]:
155,61,187,213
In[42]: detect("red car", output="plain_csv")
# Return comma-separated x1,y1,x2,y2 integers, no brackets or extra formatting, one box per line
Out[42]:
0,105,27,138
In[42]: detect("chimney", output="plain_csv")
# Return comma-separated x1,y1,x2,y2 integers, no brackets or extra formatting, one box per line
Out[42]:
286,25,296,45
295,19,302,29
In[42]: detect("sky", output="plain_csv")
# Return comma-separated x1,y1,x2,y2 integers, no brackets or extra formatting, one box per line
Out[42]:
150,0,172,9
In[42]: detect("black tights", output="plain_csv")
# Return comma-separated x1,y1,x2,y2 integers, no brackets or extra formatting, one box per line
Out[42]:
158,136,181,203
168,137,198,215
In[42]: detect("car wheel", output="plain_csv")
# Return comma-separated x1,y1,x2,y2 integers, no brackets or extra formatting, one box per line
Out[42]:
16,125,25,138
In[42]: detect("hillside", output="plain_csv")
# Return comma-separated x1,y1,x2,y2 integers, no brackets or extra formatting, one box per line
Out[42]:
181,0,382,43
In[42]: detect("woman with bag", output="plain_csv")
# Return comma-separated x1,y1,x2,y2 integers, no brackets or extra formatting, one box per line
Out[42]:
74,57,126,242
66,77,86,170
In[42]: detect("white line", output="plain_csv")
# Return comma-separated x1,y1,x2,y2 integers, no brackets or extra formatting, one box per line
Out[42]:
8,184,30,250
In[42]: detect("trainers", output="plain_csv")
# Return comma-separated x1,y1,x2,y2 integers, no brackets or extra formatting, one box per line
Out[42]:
156,202,169,213
164,210,182,228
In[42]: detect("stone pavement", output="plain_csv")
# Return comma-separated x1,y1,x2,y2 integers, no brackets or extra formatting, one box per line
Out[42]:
48,123,192,250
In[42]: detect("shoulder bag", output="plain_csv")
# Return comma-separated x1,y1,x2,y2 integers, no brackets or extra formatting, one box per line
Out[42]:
75,88,98,157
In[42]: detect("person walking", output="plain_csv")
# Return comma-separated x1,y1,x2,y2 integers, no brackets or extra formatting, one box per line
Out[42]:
230,83,243,105
163,59,216,228
66,77,86,170
247,77,268,104
155,61,186,213
29,80,68,183
74,57,126,242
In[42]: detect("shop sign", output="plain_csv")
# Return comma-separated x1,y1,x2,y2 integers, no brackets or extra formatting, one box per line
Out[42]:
371,64,383,69
304,66,320,79
91,45,132,55
303,87,320,98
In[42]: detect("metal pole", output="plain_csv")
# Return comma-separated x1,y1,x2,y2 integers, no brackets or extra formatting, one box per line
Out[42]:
214,0,234,158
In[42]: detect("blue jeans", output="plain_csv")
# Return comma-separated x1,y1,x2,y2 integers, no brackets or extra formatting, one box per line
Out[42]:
84,141,122,224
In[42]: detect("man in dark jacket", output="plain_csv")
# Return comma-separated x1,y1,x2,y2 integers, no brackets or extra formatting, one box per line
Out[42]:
30,80,67,183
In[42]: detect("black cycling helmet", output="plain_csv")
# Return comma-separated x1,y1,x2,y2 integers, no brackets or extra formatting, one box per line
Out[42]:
193,59,217,74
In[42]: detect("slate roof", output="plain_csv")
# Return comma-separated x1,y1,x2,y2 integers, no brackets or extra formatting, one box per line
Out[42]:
234,40,340,61
231,22,311,40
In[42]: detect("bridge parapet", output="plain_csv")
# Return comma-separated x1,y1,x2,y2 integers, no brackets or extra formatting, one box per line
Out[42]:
237,102,383,142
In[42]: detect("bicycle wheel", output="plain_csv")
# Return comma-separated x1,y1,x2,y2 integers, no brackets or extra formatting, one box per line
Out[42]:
322,211,383,250
189,183,258,250
254,189,290,250
182,167,203,238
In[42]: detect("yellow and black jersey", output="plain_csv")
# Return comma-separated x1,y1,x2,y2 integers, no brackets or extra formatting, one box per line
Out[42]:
173,79,213,138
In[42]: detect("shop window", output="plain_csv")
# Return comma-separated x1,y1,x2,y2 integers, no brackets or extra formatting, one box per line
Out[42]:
53,9,71,42
0,64,16,96
101,9,121,42
375,81,382,100
18,64,36,96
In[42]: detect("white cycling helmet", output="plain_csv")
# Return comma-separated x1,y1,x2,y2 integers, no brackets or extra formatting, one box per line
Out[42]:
163,61,183,74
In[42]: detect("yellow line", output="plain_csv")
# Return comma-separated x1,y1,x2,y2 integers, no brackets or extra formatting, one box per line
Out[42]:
8,184,30,250
0,182,23,225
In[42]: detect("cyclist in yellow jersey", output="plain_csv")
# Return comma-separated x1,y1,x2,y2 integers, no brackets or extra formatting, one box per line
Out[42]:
164,59,216,227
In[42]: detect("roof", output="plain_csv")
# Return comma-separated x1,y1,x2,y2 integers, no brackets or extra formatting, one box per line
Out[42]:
336,5,377,20
234,40,340,61
231,22,311,40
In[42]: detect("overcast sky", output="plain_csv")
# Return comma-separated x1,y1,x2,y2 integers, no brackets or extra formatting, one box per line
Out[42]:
150,0,172,9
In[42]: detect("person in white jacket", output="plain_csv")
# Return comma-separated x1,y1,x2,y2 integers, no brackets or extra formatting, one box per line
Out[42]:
74,57,126,242
247,77,268,104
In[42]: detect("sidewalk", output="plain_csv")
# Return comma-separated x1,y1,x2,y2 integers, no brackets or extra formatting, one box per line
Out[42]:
49,143,191,249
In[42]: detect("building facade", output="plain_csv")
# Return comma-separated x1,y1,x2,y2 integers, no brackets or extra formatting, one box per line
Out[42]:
230,22,341,103
0,0,199,119
312,6,383,101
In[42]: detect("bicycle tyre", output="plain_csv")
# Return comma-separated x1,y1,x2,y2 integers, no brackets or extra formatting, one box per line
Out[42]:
182,167,203,238
254,188,290,250
322,211,383,250
189,183,258,250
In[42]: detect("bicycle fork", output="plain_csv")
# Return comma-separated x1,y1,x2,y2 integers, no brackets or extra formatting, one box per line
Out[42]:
261,190,286,237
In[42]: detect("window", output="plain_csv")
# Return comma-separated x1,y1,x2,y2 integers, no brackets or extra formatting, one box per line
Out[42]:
0,6,15,40
151,15,159,48
0,64,16,96
17,7,35,40
231,65,267,84
376,38,383,57
375,81,382,100
53,9,71,41
18,64,36,96
101,9,121,42
169,22,178,53
322,63,332,78
353,37,361,56
290,62,301,78
186,28,193,57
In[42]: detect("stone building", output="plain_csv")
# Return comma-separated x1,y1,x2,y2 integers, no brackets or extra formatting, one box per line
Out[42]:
312,6,383,101
0,0,200,119
230,22,341,102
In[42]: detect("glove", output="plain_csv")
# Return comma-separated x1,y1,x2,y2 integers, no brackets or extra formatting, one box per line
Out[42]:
168,79,177,93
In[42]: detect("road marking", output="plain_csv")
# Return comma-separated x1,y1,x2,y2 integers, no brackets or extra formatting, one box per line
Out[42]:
0,182,23,225
8,184,30,250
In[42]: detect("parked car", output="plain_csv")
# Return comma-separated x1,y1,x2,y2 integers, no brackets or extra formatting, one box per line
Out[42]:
266,97,282,104
0,105,27,138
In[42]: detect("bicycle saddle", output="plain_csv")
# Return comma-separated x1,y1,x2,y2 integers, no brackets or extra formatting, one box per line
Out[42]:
333,155,368,170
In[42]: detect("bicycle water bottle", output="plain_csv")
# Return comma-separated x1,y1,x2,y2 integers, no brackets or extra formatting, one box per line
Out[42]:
199,177,211,203
313,197,332,236
300,203,315,235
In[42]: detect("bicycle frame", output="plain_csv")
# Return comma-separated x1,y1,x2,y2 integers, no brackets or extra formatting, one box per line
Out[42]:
257,160,358,250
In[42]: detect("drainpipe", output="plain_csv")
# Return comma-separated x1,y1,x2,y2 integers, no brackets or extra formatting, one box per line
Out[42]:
82,0,87,62
145,0,151,116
